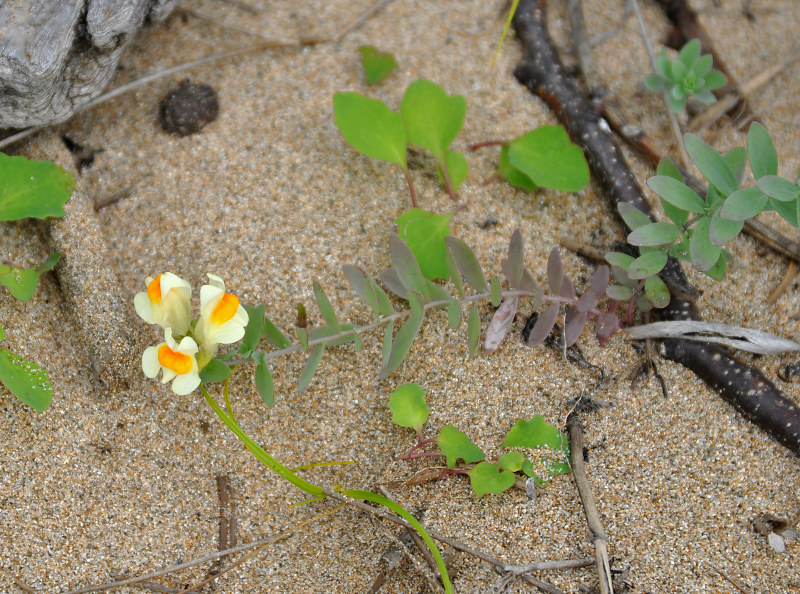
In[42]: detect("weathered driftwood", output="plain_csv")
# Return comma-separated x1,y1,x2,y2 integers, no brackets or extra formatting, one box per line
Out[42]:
0,0,177,129
512,0,800,455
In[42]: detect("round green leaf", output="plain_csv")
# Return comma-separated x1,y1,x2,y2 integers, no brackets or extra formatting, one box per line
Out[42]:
507,125,589,192
498,451,525,472
358,45,398,84
644,276,670,308
0,348,52,411
502,415,568,451
199,358,233,384
467,462,516,498
708,211,744,246
0,265,41,301
604,251,635,269
401,79,465,160
0,154,74,221
689,216,721,271
437,424,484,468
617,202,652,230
606,284,634,301
333,92,407,168
388,383,429,432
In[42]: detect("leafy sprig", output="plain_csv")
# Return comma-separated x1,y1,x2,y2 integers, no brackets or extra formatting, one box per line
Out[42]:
643,39,727,113
389,383,571,497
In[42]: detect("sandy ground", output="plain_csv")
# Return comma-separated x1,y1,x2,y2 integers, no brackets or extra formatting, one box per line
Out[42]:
2,0,800,592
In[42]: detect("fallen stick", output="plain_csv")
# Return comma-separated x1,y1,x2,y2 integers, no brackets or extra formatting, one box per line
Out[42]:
512,0,800,456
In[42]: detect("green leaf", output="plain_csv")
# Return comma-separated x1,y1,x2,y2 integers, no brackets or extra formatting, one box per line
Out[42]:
437,150,469,193
489,275,502,307
296,326,309,352
627,222,681,247
358,45,398,84
467,301,480,355
704,249,731,280
240,304,266,356
708,211,744,246
36,253,61,273
724,147,747,185
401,79,465,161
199,358,233,384
507,125,589,192
297,344,325,396
437,424,485,467
689,216,721,271
627,251,668,279
498,450,525,472
644,275,670,308
388,383,429,432
0,264,40,301
0,324,4,341
606,284,634,301
0,154,74,221
618,202,652,230
656,157,683,181
447,298,462,330
313,281,341,331
678,39,701,67
605,252,635,269
719,187,768,221
684,133,738,195
252,352,274,406
426,280,450,304
0,348,52,411
503,415,568,451
748,122,778,179
643,73,664,92
647,175,706,213
445,237,489,293
703,70,727,90
379,292,424,379
693,53,713,78
333,92,407,168
263,315,291,350
757,175,799,202
498,144,537,191
770,197,799,227
396,209,453,280
467,462,516,498
390,235,430,302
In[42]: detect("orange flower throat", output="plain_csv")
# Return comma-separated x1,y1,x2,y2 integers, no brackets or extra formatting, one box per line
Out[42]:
158,343,193,375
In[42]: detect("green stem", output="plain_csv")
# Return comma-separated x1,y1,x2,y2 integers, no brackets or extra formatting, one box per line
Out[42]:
200,385,322,495
341,489,453,593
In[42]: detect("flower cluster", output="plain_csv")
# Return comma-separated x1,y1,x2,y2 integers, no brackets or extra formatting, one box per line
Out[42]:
135,273,248,394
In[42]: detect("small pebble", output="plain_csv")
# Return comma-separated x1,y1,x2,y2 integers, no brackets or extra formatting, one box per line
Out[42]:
159,79,219,136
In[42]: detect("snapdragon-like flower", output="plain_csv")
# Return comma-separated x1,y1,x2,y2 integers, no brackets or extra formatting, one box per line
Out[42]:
194,273,249,357
142,328,201,395
134,273,192,336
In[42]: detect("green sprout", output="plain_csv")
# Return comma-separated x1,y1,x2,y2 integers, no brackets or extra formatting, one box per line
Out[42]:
643,39,727,113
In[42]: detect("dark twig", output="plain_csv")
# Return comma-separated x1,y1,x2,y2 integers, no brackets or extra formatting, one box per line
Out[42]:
512,0,800,456
567,413,614,594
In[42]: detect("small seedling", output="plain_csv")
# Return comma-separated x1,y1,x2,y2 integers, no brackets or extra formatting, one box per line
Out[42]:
389,383,571,497
643,39,727,113
358,45,398,84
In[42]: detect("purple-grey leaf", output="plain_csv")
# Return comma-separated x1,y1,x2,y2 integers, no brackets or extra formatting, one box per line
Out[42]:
485,296,519,354
547,247,563,294
559,274,575,301
564,307,587,346
520,268,542,309
389,234,430,302
446,237,489,293
527,303,559,346
596,312,620,346
381,267,407,298
502,229,525,288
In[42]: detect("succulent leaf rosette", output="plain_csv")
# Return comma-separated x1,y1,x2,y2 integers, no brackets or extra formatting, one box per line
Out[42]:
135,273,248,394
644,39,727,113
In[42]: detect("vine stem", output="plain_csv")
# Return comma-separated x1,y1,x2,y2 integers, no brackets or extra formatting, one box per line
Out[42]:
227,289,578,367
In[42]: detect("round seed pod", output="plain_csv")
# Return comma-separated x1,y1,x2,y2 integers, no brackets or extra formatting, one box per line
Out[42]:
159,79,219,136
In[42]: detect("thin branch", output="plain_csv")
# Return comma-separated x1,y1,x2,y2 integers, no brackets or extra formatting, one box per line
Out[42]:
567,413,614,594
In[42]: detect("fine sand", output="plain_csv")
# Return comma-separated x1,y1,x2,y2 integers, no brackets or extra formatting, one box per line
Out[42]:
2,1,799,592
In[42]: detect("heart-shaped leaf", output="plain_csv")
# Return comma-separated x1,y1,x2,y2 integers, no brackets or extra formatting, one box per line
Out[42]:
333,92,407,168
467,462,516,498
437,424,484,468
401,79,465,161
358,45,398,84
0,154,74,221
507,125,589,192
0,348,53,411
396,209,453,280
388,383,429,433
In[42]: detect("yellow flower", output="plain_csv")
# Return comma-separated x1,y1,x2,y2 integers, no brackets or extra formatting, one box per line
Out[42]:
134,272,192,335
194,273,249,356
142,328,201,395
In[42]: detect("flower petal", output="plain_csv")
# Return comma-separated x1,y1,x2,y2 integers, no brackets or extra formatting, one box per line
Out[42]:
171,370,201,395
142,346,161,378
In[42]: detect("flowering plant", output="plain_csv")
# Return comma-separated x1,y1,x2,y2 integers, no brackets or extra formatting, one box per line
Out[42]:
136,272,248,394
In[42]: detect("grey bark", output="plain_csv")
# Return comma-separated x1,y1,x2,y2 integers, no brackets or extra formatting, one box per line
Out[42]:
0,0,177,129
